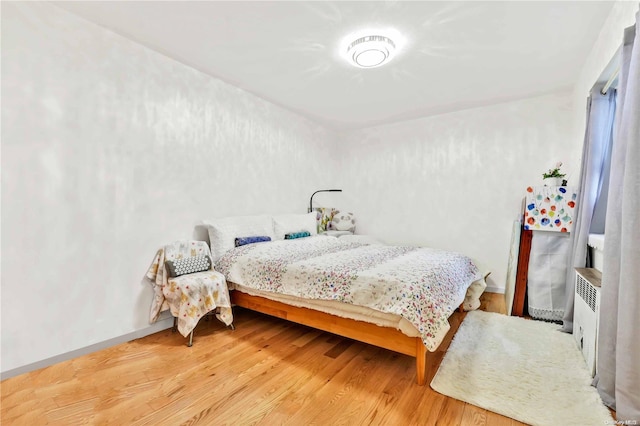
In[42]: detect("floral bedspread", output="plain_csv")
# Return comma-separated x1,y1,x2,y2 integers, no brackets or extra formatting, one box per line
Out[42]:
216,237,481,351
145,241,233,337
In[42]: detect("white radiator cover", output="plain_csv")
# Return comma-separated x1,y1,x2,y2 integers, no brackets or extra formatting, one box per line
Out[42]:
573,270,601,377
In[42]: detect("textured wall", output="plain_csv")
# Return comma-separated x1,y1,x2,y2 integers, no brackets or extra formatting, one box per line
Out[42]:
336,92,578,292
3,0,626,375
1,2,338,372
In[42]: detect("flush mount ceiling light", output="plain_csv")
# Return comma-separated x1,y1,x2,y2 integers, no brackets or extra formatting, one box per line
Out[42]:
340,29,405,69
348,35,395,68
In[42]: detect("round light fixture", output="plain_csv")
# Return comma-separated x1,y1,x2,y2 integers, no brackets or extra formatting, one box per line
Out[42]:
347,35,395,68
340,29,404,69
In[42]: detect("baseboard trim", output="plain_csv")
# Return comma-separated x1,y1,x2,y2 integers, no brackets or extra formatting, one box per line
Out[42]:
1,317,174,380
485,285,505,294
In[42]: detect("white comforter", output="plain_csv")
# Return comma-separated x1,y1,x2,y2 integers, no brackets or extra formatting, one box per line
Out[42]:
216,236,482,350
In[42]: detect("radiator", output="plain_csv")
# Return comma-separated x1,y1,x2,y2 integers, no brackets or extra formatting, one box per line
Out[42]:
573,268,601,377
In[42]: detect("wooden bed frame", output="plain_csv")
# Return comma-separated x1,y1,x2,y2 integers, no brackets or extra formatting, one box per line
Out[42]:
231,290,463,385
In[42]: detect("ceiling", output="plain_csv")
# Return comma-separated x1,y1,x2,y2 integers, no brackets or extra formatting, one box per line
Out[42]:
55,1,614,130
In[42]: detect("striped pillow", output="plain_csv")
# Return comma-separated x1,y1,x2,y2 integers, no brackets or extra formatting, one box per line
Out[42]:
284,231,311,240
165,255,212,278
235,236,272,247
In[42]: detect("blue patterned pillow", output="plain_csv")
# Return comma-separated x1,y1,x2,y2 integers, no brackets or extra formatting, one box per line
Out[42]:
165,255,212,278
285,231,311,240
235,235,272,247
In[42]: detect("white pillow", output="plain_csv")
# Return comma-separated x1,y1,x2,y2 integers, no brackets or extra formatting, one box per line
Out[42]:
200,215,275,261
273,212,318,240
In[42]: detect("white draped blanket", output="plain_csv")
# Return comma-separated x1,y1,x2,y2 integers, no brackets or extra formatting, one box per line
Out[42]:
144,241,233,337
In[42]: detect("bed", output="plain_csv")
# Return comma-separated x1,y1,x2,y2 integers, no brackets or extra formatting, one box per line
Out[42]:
194,213,487,385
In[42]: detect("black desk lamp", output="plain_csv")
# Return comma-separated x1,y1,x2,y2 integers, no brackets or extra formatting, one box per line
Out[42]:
308,189,342,213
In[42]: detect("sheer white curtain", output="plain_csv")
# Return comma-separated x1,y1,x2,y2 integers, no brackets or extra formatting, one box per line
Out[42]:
594,14,640,421
561,87,616,332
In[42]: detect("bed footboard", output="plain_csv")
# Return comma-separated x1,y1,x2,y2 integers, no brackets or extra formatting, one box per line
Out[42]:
230,290,429,385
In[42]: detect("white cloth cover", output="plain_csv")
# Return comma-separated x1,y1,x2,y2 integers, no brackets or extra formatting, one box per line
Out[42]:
527,231,571,321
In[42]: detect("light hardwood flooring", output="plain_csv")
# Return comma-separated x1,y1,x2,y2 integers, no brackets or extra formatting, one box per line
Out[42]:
1,293,527,425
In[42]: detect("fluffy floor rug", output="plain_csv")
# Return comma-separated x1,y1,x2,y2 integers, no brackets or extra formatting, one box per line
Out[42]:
431,310,613,426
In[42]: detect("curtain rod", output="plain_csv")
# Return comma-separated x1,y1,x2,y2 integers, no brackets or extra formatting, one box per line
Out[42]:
601,64,620,95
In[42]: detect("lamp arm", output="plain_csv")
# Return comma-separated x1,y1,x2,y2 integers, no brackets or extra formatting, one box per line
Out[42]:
308,189,343,213
309,190,321,213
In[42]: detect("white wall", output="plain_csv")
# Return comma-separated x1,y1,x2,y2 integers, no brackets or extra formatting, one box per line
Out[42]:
3,1,636,376
1,2,338,374
336,92,578,292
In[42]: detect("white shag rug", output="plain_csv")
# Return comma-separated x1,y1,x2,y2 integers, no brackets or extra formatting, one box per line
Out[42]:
431,310,613,426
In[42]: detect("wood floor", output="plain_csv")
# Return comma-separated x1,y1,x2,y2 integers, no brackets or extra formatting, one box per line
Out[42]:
1,293,527,425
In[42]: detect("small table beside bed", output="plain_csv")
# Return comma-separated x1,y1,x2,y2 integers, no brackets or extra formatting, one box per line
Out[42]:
194,212,488,385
